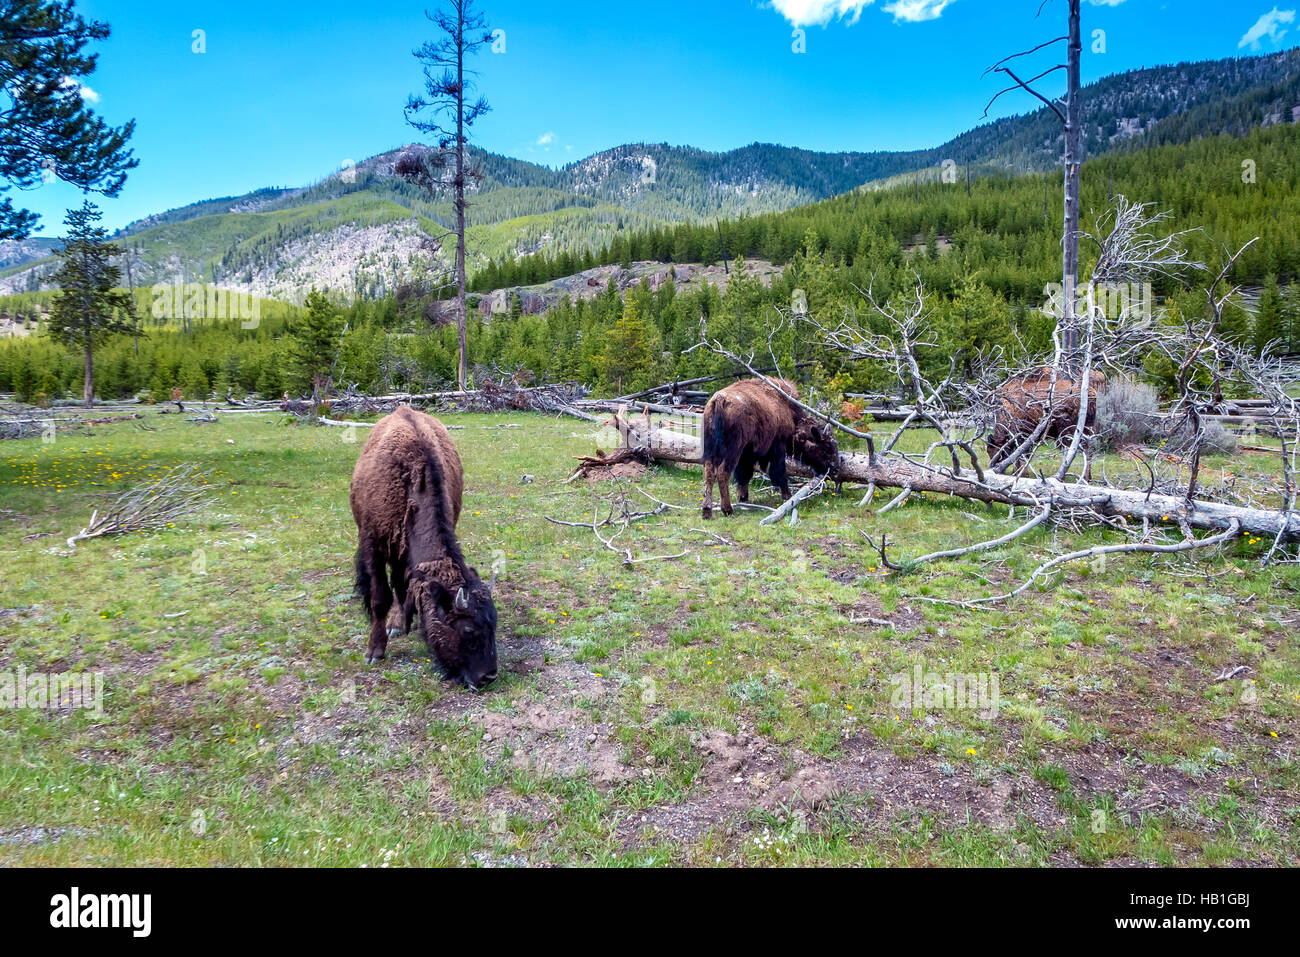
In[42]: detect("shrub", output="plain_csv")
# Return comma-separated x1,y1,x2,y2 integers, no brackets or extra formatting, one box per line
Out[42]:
1094,380,1163,451
1187,420,1240,457
1095,379,1240,456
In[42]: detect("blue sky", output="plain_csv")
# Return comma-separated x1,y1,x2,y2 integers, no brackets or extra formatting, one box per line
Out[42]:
17,0,1300,233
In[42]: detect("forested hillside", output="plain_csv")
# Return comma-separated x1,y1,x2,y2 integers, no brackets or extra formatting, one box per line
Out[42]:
479,121,1300,297
5,118,1300,406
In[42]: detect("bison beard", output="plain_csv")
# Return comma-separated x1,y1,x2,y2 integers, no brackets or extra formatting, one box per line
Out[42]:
701,378,838,519
350,406,498,689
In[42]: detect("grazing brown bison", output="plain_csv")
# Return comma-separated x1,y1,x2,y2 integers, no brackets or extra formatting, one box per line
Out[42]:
701,378,839,519
350,406,498,689
987,366,1108,469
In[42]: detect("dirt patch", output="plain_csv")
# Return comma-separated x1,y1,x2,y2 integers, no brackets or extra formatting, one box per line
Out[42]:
687,727,1062,827
476,702,631,784
1051,741,1296,832
569,446,653,483
609,724,1070,857
0,825,91,848
838,594,925,633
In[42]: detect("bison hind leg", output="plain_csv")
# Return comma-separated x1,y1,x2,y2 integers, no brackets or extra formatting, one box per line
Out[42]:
354,549,372,619
768,449,792,501
715,458,735,516
356,548,394,664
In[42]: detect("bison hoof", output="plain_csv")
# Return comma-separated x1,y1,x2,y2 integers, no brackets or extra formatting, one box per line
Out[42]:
386,627,401,640
365,650,386,664
702,508,713,520
721,507,733,517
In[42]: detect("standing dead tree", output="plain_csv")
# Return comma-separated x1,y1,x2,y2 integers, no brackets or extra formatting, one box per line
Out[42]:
1054,197,1203,481
401,0,494,392
984,0,1082,358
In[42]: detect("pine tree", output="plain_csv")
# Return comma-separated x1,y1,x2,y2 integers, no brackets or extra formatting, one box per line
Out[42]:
0,0,137,239
46,201,135,407
401,0,493,392
594,296,658,396
946,273,1012,376
288,288,343,398
1281,283,1300,355
1255,274,1284,356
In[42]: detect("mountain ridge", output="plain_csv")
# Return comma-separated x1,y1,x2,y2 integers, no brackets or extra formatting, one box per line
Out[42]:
3,47,1298,300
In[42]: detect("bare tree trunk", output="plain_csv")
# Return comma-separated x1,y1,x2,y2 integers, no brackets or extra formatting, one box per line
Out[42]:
83,336,94,409
1061,0,1082,361
454,9,469,393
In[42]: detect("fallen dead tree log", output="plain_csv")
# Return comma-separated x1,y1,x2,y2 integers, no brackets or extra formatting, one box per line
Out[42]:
278,382,590,418
576,399,701,416
609,412,1300,541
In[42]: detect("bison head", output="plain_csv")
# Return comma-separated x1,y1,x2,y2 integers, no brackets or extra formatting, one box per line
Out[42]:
792,419,839,478
410,563,499,690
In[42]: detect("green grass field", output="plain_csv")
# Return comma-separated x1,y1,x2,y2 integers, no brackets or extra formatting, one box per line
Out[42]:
0,410,1296,866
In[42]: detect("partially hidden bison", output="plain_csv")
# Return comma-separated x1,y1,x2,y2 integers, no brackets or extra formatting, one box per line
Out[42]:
701,378,839,519
350,406,499,689
987,366,1108,469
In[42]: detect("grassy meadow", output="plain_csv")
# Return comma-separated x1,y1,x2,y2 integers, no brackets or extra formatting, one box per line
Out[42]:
0,408,1296,866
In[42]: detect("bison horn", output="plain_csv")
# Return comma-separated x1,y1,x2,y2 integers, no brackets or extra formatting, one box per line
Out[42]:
454,587,470,612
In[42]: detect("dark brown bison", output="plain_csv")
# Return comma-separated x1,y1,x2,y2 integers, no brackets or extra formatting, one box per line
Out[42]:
987,366,1108,468
701,378,839,519
350,406,499,689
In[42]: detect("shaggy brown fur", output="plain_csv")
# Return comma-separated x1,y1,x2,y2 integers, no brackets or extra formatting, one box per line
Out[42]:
350,406,498,688
701,378,838,519
987,366,1109,469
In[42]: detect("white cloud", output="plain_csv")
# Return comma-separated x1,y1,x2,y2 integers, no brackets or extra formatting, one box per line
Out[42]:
768,0,876,28
883,0,955,21
1240,7,1296,49
536,131,556,146
769,0,959,26
60,76,99,103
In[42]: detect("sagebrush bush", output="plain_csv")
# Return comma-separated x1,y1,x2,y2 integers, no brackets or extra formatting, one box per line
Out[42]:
1094,380,1163,450
1095,379,1240,456
1185,420,1240,457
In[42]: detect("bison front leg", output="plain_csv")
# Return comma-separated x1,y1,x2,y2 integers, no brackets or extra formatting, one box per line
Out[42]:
384,605,404,640
769,450,792,501
388,557,411,638
735,450,756,504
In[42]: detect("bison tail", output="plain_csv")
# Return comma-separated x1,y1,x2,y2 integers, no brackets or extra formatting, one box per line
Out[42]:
354,548,373,620
703,399,729,466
